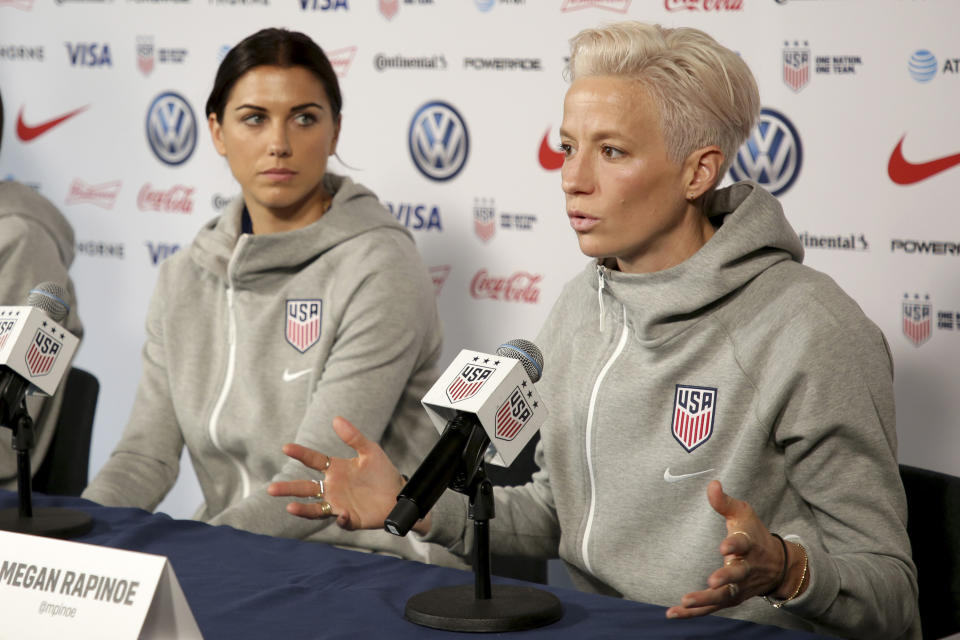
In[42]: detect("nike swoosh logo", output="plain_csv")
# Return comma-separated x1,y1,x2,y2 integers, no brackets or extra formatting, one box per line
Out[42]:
16,105,89,142
538,128,564,171
888,135,960,185
282,368,312,382
663,467,715,483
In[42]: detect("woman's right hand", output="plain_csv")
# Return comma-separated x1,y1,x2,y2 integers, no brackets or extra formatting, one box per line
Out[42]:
267,416,411,532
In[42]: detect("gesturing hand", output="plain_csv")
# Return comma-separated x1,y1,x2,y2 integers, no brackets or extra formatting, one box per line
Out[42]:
267,416,406,531
666,480,786,619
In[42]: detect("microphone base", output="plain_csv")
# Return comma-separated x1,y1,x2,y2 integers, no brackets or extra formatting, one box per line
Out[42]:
0,507,93,539
404,584,562,633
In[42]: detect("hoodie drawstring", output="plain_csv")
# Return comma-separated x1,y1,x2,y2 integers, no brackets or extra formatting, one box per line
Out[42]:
596,264,606,331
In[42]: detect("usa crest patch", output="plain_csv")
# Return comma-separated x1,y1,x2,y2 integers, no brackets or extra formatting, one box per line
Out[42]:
902,296,931,347
495,386,532,441
445,363,494,403
25,327,62,377
671,384,717,453
285,299,322,353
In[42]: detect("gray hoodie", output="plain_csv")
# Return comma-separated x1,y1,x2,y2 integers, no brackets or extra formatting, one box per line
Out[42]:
0,181,83,489
428,181,919,638
83,174,451,562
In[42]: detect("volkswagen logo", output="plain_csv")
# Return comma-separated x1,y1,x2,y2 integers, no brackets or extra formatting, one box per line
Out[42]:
146,91,197,166
728,107,802,196
408,101,469,181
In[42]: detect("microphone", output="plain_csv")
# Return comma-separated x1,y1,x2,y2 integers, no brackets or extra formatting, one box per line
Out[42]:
0,282,89,539
385,339,545,537
389,340,563,633
1,282,79,423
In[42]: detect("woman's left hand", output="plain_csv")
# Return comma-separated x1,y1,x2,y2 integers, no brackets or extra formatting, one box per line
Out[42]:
665,480,785,619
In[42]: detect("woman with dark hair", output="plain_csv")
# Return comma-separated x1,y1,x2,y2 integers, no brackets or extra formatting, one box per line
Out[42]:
82,28,451,563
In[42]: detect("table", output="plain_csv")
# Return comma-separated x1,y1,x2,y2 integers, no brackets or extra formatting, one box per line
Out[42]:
0,491,824,639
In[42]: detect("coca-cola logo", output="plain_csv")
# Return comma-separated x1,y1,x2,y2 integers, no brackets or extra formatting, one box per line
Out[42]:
665,0,743,10
137,183,195,213
470,270,542,304
65,179,121,209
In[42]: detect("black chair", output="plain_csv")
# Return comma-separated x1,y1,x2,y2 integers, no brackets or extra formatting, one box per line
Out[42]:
485,433,548,584
32,367,99,496
900,464,960,640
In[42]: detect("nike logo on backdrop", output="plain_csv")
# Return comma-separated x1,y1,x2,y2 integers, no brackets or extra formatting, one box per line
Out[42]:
16,105,89,142
663,468,715,483
888,136,960,185
538,129,564,171
282,368,312,382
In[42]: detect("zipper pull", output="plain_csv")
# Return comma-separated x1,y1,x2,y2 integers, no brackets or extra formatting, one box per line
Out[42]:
596,264,606,331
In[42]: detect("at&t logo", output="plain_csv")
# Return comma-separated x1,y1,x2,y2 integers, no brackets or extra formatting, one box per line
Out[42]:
728,107,802,196
408,101,469,181
908,50,937,83
146,92,197,166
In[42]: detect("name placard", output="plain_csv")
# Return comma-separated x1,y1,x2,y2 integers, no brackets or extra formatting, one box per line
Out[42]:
0,531,202,639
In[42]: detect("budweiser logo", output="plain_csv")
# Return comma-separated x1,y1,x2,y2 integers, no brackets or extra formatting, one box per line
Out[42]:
327,46,356,78
470,270,541,304
65,179,121,209
0,0,34,9
137,183,195,213
560,0,630,12
429,265,451,296
665,0,743,10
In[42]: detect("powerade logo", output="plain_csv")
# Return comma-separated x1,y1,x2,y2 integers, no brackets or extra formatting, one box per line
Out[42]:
146,92,197,166
909,50,937,83
408,101,469,181
728,107,802,196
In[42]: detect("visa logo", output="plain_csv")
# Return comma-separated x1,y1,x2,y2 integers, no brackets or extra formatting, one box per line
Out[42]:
146,242,181,266
66,42,113,67
299,0,348,9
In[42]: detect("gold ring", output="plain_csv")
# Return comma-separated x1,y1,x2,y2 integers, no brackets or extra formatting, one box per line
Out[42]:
728,583,739,599
312,479,324,499
725,556,751,574
318,501,333,516
731,530,753,546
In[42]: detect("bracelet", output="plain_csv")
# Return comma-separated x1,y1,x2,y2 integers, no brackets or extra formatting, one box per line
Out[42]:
761,533,789,597
764,541,808,609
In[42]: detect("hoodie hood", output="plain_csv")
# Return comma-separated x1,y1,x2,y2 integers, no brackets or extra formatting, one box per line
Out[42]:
0,181,76,269
591,181,804,343
189,173,410,286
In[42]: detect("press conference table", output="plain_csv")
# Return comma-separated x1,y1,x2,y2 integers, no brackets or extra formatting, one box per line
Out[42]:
0,491,825,639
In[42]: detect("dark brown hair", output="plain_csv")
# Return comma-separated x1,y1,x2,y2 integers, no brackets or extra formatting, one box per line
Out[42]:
205,28,342,124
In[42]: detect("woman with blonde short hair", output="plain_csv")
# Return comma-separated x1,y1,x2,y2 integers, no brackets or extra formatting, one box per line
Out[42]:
270,22,919,639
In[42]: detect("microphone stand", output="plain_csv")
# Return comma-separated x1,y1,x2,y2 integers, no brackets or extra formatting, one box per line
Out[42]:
403,431,563,632
0,383,92,538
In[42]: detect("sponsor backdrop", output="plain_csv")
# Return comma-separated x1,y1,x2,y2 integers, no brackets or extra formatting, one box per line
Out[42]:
1,0,958,521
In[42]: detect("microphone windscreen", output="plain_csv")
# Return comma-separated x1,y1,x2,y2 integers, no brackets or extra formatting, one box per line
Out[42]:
496,339,543,383
27,282,70,324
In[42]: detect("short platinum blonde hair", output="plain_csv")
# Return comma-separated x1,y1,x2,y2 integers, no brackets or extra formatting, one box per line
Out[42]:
568,22,760,179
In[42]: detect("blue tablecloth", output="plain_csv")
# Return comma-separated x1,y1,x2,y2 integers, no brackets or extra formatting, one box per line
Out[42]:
0,491,825,639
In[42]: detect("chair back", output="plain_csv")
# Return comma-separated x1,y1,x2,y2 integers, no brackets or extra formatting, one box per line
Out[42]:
32,367,99,496
900,464,960,639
